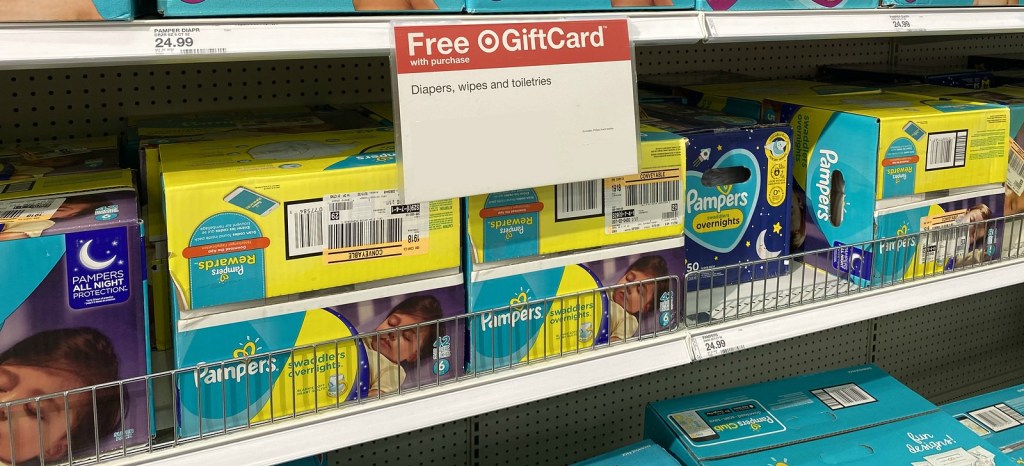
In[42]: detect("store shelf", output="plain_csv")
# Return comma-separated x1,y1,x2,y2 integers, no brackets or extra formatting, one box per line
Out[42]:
689,257,1024,361
704,7,1024,43
0,12,703,70
104,333,692,466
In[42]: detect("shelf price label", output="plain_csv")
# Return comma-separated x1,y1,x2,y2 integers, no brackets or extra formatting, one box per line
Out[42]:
692,332,743,360
150,27,229,55
888,14,919,32
390,19,640,204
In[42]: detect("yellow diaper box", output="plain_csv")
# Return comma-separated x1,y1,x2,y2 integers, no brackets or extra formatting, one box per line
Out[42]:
160,129,461,312
466,123,686,264
679,79,882,122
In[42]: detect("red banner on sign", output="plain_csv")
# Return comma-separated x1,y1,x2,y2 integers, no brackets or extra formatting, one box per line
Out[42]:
393,19,632,74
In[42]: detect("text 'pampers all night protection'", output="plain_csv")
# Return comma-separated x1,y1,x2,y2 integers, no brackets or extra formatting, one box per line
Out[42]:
640,101,791,289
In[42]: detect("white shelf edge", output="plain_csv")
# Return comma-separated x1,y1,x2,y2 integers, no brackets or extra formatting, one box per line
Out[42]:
0,12,703,70
689,257,1024,360
103,332,692,466
704,7,1024,43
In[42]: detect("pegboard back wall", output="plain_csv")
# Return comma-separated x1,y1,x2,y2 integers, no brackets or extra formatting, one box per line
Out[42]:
5,34,1024,144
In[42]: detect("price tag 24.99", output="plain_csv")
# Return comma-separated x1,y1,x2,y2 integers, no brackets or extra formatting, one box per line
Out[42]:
151,27,229,55
692,332,742,360
889,15,915,32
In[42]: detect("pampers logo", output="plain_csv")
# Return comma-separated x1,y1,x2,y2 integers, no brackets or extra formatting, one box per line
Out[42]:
489,216,533,239
193,336,279,388
479,288,544,332
815,149,840,223
197,254,257,282
713,415,776,432
685,149,761,254
686,184,750,215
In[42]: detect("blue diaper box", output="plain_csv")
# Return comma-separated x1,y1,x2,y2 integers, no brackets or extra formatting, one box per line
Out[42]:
574,440,680,466
640,101,792,289
159,0,465,16
696,0,874,10
942,384,1024,463
466,0,694,13
645,365,1016,465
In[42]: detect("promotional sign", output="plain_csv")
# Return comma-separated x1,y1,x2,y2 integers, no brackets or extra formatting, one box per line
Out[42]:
392,19,640,203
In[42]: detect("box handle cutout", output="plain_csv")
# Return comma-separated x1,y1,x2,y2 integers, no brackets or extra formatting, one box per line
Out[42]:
700,166,751,187
830,170,845,227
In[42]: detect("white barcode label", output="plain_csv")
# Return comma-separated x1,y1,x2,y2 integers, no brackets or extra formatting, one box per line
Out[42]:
555,180,603,221
812,383,876,410
625,180,680,206
0,197,65,222
0,180,34,194
605,170,682,234
971,405,1024,432
285,201,325,258
180,48,228,55
1007,139,1024,196
926,130,968,170
919,209,970,265
323,190,429,264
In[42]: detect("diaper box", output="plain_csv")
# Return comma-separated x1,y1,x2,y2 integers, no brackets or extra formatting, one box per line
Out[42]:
2,0,133,21
160,129,461,312
639,102,792,289
679,79,880,121
645,364,1016,466
129,105,385,244
942,384,1024,462
883,0,1021,7
573,440,680,466
0,170,150,459
159,0,464,16
465,124,685,265
466,0,694,13
174,275,465,437
870,185,1005,284
467,238,685,372
819,64,994,89
695,0,875,10
0,137,121,180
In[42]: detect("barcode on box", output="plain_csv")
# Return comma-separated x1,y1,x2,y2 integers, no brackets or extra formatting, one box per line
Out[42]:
0,209,24,220
180,48,227,55
970,404,1024,432
1007,139,1024,196
626,180,680,206
329,201,354,212
555,180,603,221
926,130,968,171
327,218,402,249
812,383,876,410
285,200,325,259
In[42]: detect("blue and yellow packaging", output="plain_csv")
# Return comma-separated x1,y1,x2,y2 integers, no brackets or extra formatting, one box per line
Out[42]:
466,0,693,12
468,238,685,371
639,102,792,289
1,0,133,21
466,125,685,265
159,0,464,16
696,0,874,10
679,79,880,121
771,92,1009,284
819,64,994,89
574,440,680,466
175,275,465,438
0,170,151,458
645,364,1016,466
943,384,1024,463
884,0,1021,7
160,129,461,311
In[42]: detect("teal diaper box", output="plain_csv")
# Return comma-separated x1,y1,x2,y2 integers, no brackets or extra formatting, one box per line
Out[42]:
159,0,464,16
574,440,680,466
466,0,694,13
645,365,1016,466
943,384,1024,463
696,0,874,10
883,0,1021,7
1,0,133,21
467,238,685,372
639,101,792,290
